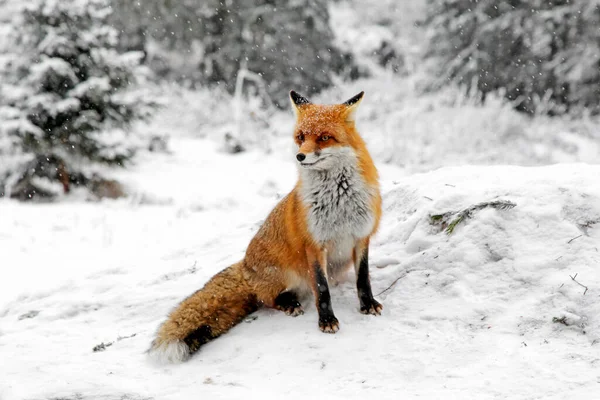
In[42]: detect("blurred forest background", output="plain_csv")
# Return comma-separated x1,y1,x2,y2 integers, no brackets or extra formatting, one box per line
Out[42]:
1,0,599,201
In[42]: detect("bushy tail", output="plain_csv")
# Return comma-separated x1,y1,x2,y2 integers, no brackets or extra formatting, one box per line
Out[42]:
148,262,258,363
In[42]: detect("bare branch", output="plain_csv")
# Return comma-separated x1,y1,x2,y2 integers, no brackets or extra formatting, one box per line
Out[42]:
567,235,583,244
376,270,412,297
569,273,589,295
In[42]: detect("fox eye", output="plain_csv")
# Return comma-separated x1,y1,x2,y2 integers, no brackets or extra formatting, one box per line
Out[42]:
320,135,330,141
296,133,305,142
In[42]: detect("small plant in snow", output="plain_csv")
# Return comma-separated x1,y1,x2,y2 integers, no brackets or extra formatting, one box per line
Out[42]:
431,200,517,235
552,316,569,326
0,0,157,200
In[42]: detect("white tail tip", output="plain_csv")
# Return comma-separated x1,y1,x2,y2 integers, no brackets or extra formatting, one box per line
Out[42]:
147,339,190,364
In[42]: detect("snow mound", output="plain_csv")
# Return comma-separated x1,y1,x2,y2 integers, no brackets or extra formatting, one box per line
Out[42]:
377,164,600,345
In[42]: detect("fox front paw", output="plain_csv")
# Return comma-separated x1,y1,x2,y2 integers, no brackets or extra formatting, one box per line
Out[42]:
318,316,340,333
360,298,383,315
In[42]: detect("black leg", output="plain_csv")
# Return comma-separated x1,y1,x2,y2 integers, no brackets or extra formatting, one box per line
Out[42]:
313,261,339,333
356,247,382,315
274,290,304,316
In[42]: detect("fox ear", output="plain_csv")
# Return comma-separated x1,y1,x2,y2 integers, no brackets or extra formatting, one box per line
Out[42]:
342,91,364,122
290,90,311,115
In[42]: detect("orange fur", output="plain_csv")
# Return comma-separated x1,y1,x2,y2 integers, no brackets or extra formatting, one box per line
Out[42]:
148,91,382,363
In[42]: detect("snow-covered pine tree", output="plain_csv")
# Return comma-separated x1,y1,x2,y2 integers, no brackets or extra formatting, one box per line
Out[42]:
0,0,155,200
424,0,600,115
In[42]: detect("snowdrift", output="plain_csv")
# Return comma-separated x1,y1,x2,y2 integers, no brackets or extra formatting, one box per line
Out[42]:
1,162,599,399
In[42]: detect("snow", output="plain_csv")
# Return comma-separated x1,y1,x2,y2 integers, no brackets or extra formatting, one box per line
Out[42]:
37,29,73,58
69,76,112,98
28,56,78,86
1,126,599,399
1,1,600,398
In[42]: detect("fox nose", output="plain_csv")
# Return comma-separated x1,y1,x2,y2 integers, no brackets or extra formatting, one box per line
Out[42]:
296,153,306,162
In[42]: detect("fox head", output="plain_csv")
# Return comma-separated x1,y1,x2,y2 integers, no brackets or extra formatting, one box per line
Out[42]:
290,90,366,171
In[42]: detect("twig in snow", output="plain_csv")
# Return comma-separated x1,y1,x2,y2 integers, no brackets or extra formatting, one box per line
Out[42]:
93,341,113,352
18,310,39,320
445,184,456,187
569,273,588,295
376,276,403,296
567,235,582,244
376,270,412,297
117,333,137,341
158,262,197,282
93,333,137,352
423,196,433,201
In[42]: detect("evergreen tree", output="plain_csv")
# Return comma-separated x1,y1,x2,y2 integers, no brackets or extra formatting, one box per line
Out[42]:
198,0,352,107
0,0,156,200
111,0,356,108
424,0,600,115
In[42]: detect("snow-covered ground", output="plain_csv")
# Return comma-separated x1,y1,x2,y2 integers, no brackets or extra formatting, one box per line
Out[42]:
2,0,600,397
1,112,599,399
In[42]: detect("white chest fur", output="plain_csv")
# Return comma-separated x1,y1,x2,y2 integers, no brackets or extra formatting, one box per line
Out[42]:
299,151,376,247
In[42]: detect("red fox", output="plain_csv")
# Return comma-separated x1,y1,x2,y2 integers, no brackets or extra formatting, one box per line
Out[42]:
148,91,382,363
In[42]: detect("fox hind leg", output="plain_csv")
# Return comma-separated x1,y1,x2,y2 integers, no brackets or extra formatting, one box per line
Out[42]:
274,291,304,317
